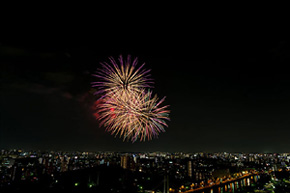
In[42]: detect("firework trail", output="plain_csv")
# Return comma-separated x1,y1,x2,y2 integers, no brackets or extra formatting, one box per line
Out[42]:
92,55,170,142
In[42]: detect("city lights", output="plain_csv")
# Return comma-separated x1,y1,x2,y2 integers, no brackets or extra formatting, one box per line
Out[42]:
1,149,290,192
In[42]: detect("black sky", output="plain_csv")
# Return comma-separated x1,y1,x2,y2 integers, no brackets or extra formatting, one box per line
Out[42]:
0,13,289,152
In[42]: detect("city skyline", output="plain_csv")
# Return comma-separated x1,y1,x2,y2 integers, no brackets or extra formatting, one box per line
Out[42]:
1,148,289,192
1,21,290,152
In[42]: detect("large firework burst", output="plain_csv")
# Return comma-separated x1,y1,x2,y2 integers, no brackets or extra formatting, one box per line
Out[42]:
97,89,170,142
92,55,170,142
91,55,153,96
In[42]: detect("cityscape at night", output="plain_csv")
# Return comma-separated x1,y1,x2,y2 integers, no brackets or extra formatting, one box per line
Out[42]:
1,149,290,192
1,10,290,192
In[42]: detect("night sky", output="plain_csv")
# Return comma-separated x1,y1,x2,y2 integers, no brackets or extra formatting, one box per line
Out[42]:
0,16,289,152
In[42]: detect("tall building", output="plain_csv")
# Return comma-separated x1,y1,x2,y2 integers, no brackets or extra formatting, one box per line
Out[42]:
188,160,192,178
121,155,128,169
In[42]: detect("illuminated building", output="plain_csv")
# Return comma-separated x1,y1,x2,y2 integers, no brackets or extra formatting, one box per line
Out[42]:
121,155,128,169
188,160,192,178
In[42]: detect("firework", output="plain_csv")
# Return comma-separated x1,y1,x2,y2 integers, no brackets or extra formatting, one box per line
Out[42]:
91,55,153,97
96,89,170,142
92,55,170,142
